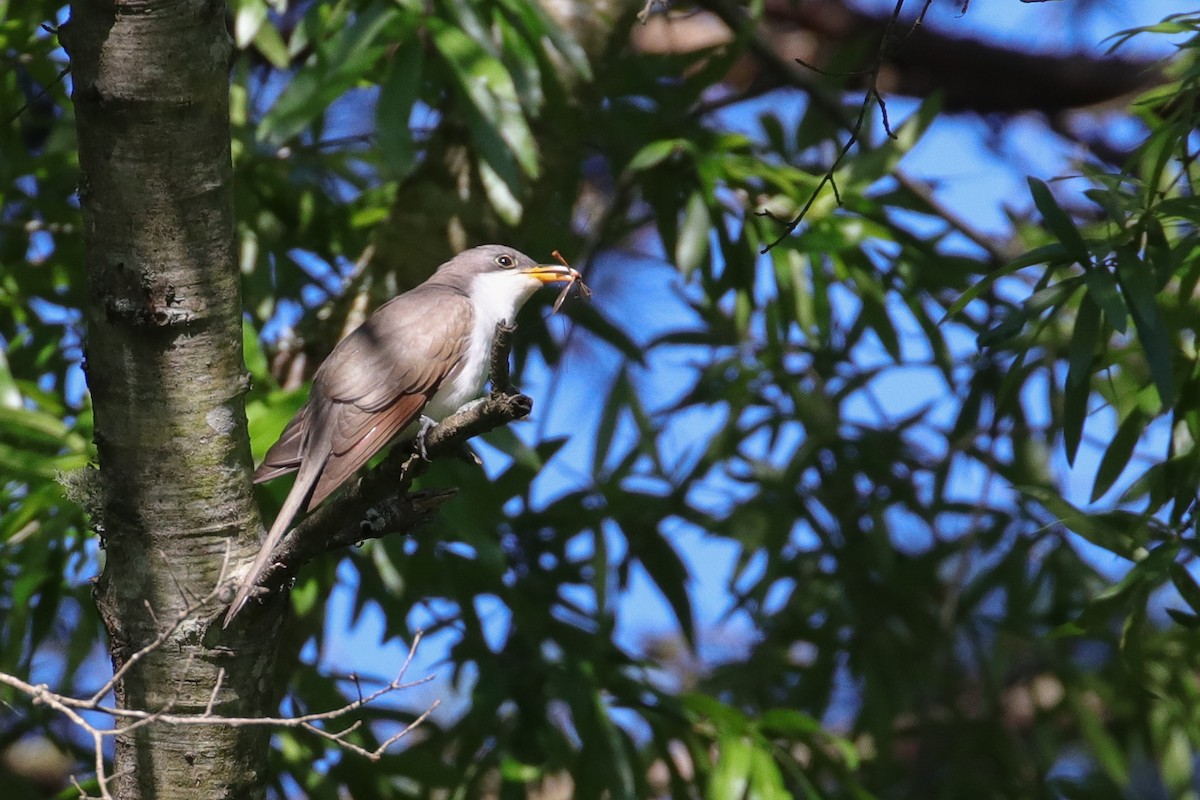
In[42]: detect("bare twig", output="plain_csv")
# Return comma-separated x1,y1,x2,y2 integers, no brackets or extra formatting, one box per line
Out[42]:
87,543,232,706
0,594,435,795
6,64,70,125
4,541,434,792
700,0,1014,263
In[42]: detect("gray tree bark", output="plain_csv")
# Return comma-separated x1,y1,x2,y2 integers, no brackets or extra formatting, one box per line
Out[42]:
61,1,279,797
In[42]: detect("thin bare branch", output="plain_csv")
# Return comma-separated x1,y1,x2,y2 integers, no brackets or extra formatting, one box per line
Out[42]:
0,579,436,789
700,0,1015,263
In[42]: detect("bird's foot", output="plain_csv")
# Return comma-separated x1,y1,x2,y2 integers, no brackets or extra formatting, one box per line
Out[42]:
415,415,437,461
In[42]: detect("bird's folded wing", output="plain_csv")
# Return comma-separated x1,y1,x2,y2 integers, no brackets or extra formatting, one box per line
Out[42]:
306,393,428,509
253,403,310,483
321,289,472,411
303,292,474,508
253,289,474,509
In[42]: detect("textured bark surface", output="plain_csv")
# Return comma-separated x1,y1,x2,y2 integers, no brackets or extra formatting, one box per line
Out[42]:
61,1,278,797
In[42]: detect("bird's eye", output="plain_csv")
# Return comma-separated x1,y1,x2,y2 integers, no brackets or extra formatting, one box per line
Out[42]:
495,254,516,269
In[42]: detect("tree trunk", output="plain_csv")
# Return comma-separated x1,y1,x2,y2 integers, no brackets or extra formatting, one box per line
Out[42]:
61,1,279,797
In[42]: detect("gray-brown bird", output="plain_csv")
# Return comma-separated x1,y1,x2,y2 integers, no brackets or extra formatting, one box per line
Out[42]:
224,245,582,625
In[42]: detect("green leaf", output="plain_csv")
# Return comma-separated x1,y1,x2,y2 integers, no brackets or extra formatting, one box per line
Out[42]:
1070,688,1130,786
496,0,592,80
941,247,1067,324
710,735,754,800
1169,562,1200,615
431,20,539,178
499,759,543,783
260,4,400,143
0,348,22,408
376,39,423,179
677,190,711,277
1019,485,1139,559
1028,177,1091,265
627,139,691,173
685,694,749,733
1007,242,1073,270
567,301,643,364
1081,267,1127,334
251,19,290,69
1115,246,1174,406
232,0,269,49
593,369,628,477
758,709,821,737
1166,607,1200,628
494,14,544,113
626,523,695,648
861,292,901,361
476,152,523,225
977,306,1028,348
747,742,791,800
0,406,71,446
1090,408,1145,502
1064,295,1099,464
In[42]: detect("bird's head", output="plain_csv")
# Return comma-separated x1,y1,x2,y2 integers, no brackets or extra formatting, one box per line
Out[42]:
433,244,584,317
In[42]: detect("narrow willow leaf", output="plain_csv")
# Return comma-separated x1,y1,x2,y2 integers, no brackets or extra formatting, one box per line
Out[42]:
477,156,523,225
1082,267,1128,334
1064,296,1100,464
676,190,710,277
627,139,690,173
1019,485,1138,559
261,5,398,143
1115,246,1175,406
1169,562,1200,615
862,293,901,361
376,39,423,179
711,735,754,800
431,21,539,178
1166,607,1200,628
1028,177,1091,265
1091,408,1145,502
629,525,695,648
936,240,1070,328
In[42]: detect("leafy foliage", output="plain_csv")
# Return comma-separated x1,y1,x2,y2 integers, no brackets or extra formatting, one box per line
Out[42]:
3,1,1200,799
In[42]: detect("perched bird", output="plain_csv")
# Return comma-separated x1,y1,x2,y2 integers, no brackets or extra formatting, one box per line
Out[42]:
224,245,583,625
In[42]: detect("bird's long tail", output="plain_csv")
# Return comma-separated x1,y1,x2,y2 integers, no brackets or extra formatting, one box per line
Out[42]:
223,464,320,627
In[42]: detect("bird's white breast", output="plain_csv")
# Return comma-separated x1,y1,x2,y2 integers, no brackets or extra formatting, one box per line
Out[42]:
424,270,540,420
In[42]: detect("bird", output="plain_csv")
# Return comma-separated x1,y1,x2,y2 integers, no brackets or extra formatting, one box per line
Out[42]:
224,245,583,626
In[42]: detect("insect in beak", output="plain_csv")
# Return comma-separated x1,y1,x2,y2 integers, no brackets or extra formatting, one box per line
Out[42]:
550,250,592,314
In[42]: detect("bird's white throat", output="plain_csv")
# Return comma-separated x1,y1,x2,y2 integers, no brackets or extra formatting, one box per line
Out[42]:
424,269,542,420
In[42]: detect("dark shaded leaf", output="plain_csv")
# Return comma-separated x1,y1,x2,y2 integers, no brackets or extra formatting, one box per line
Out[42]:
1064,295,1099,464
1115,246,1175,406
1028,177,1091,265
1091,408,1145,502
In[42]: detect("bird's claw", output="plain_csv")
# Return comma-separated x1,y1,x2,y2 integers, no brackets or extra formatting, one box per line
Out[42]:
415,415,437,461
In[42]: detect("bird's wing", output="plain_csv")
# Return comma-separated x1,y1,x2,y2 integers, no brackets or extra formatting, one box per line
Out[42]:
302,289,474,509
252,403,310,483
305,394,427,509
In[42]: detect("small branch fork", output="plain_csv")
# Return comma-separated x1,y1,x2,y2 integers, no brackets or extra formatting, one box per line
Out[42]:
0,547,435,798
252,321,532,598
